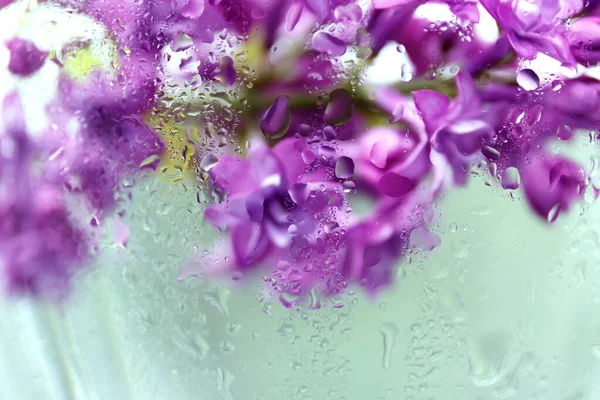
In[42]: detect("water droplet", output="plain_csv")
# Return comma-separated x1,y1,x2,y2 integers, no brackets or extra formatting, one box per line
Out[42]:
557,124,572,140
312,31,346,57
319,145,336,160
171,32,193,52
551,80,563,91
200,154,219,171
216,367,235,400
260,95,291,139
216,56,236,87
466,332,510,387
279,292,300,308
324,89,354,126
356,28,371,47
335,156,354,179
501,167,520,190
409,227,441,251
219,340,236,353
204,286,231,316
289,182,310,205
226,322,242,335
171,326,210,360
329,312,349,331
389,104,404,123
516,69,539,91
309,287,321,309
547,203,561,222
481,146,500,161
139,154,161,169
333,3,362,22
370,141,388,168
278,323,296,336
302,149,316,164
380,322,400,369
323,125,337,140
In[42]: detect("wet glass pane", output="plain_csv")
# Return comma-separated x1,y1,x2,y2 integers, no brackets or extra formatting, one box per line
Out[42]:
2,1,600,399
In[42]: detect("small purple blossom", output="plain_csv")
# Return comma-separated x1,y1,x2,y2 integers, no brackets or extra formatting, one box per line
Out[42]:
521,154,585,221
205,138,341,269
0,94,89,297
413,73,500,185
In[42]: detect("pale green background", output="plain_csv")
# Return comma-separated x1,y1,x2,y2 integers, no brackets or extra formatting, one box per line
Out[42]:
2,1,600,399
3,170,600,400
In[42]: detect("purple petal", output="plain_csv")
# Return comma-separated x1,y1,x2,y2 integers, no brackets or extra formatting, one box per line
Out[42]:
231,223,272,268
324,89,354,126
285,0,304,31
264,0,292,47
174,0,205,18
454,72,478,110
260,96,292,139
250,146,285,192
210,156,256,194
216,56,237,87
378,172,415,197
272,138,306,185
368,4,418,54
0,0,14,9
5,38,48,77
288,182,310,205
568,16,600,67
305,0,328,21
312,31,346,57
370,140,389,169
521,155,585,222
245,191,265,222
412,90,450,135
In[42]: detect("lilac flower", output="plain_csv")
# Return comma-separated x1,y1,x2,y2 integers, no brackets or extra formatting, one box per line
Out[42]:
204,135,426,299
489,77,600,167
521,153,585,221
5,38,48,77
0,94,89,297
205,138,339,268
340,216,408,294
412,73,507,185
56,75,164,213
350,125,431,197
479,0,582,62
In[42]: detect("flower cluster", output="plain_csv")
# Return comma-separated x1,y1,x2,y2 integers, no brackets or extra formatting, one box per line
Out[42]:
1,0,598,303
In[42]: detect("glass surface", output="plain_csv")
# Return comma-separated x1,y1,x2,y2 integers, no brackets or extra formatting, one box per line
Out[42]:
2,1,600,400
3,173,600,400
